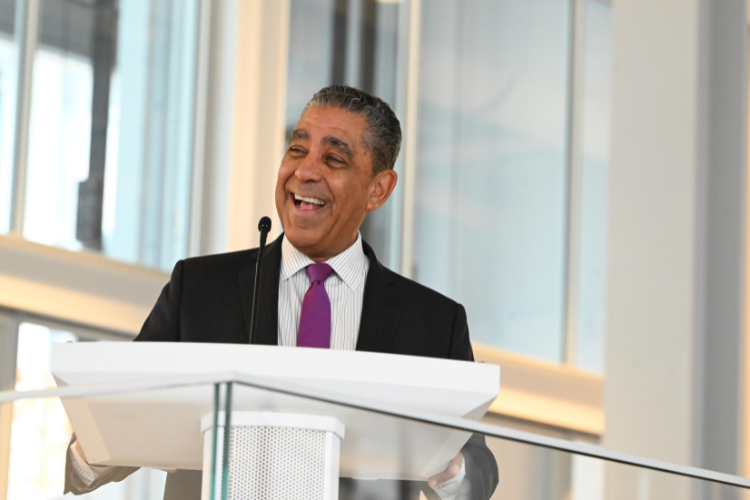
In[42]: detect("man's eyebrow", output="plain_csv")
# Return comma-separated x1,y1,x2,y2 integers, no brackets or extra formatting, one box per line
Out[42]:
322,136,353,157
289,129,310,141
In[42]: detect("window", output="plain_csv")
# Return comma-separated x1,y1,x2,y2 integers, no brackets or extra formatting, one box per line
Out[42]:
8,324,75,499
6,322,165,500
285,0,613,370
286,0,409,269
413,0,571,363
2,0,201,271
0,0,16,234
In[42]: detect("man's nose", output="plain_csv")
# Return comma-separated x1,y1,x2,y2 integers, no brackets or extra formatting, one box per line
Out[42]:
294,153,323,182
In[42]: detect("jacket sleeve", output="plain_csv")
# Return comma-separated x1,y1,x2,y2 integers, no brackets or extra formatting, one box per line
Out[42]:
64,434,138,495
135,260,184,342
64,261,186,495
460,434,499,500
448,304,475,362
425,303,499,500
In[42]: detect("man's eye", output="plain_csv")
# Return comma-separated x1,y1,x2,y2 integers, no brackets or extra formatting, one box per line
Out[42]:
289,146,304,154
327,156,342,164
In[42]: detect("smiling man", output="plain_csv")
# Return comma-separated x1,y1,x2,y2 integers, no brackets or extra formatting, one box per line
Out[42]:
65,86,498,500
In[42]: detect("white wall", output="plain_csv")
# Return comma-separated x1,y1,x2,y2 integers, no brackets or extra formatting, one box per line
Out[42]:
604,0,747,496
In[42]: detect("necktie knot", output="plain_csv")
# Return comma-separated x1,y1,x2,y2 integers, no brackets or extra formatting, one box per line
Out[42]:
307,263,333,284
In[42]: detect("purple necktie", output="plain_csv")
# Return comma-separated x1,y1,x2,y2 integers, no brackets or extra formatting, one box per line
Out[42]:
297,263,334,348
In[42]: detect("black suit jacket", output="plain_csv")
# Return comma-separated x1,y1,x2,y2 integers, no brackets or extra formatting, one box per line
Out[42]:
65,235,498,500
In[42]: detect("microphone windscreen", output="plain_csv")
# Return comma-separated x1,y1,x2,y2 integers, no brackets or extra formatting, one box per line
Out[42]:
258,216,272,232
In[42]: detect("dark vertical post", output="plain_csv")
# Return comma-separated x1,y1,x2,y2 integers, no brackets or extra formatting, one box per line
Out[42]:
330,0,348,85
76,0,117,250
358,0,377,93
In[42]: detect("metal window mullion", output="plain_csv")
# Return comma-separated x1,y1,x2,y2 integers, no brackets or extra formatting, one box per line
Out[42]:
9,0,41,236
399,0,422,279
188,0,212,258
0,313,20,500
345,0,363,88
383,0,412,271
562,0,587,366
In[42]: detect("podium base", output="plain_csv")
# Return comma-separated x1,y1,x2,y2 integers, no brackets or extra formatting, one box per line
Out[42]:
200,412,345,500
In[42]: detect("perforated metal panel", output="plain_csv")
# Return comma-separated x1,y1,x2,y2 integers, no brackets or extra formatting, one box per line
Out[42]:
227,426,327,500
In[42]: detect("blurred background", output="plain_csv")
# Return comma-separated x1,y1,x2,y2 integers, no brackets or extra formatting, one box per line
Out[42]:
0,0,747,498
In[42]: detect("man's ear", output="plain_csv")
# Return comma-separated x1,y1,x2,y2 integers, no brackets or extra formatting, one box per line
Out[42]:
366,169,398,211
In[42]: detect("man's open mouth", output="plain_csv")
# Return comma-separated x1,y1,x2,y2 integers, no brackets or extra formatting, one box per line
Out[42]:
293,193,327,210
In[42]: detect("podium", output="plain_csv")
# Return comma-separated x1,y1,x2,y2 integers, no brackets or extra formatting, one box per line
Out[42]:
52,343,500,499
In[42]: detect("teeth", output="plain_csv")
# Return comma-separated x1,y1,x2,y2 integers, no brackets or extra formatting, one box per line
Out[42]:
294,194,326,206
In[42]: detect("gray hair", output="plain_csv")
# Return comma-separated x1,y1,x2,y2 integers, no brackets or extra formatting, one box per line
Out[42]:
303,85,402,175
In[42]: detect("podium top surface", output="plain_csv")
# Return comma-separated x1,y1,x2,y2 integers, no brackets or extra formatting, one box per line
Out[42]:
53,342,499,418
52,343,500,479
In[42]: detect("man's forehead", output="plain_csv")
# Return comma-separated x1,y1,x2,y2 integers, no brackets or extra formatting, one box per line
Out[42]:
297,106,367,133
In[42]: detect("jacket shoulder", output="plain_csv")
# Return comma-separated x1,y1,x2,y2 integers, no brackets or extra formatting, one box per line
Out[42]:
381,265,460,310
376,263,472,360
180,248,257,273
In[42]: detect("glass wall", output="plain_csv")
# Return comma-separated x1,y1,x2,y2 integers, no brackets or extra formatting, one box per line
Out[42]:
2,0,199,272
286,0,406,131
2,0,612,375
0,0,16,234
8,324,75,499
285,0,613,369
413,0,572,363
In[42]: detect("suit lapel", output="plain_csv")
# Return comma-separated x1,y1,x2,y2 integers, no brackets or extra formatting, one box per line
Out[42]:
238,234,283,345
355,240,402,353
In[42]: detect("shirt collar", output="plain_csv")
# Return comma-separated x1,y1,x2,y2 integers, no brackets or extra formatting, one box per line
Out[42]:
280,233,368,292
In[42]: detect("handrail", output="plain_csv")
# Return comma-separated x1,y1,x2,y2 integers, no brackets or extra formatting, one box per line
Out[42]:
1,372,749,489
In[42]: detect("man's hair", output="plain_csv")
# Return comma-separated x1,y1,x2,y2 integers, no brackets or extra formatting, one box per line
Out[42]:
303,85,402,175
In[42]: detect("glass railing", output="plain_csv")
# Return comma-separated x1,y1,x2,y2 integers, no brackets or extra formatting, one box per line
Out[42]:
1,374,748,500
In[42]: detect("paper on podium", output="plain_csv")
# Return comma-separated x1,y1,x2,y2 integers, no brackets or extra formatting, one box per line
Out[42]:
52,343,499,480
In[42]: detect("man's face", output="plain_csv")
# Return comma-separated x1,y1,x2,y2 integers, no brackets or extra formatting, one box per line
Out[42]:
275,105,397,261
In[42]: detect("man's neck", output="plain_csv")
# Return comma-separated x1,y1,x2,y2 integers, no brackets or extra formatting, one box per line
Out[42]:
292,235,360,263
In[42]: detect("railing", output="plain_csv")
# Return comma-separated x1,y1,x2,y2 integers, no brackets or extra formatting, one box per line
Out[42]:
0,373,747,500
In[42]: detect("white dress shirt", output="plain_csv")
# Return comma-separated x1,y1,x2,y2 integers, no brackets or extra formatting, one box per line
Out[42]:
71,233,465,499
278,232,369,349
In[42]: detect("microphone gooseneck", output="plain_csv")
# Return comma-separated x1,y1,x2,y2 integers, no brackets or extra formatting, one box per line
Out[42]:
250,216,272,344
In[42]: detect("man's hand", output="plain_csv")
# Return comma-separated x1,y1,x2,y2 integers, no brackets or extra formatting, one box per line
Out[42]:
76,438,174,473
428,452,464,489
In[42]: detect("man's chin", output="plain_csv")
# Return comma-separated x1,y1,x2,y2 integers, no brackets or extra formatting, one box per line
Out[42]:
283,227,328,254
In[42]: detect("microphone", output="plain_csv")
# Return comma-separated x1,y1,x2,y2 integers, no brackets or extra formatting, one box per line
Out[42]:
249,216,272,344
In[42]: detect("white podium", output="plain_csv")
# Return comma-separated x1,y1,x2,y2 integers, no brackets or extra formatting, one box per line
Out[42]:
52,343,499,499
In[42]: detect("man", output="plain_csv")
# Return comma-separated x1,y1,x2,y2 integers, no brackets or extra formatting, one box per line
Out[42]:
65,86,498,500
